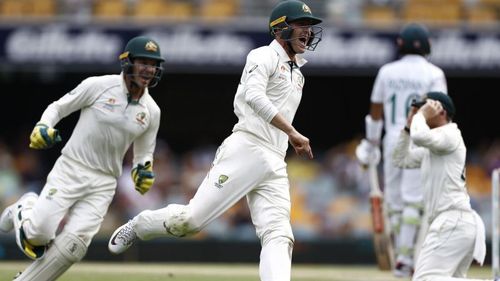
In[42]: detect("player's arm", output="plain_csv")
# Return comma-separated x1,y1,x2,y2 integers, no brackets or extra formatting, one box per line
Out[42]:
429,68,448,94
270,113,313,159
356,102,383,166
410,101,459,154
392,129,425,169
131,105,160,195
356,66,385,166
30,78,99,149
243,50,278,123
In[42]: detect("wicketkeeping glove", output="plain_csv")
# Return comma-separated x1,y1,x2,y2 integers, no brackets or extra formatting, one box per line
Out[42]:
355,139,381,166
131,161,155,195
29,123,62,149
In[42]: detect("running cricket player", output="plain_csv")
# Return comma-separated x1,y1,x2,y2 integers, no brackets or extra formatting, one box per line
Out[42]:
393,91,490,281
108,1,322,281
355,23,447,277
0,36,164,281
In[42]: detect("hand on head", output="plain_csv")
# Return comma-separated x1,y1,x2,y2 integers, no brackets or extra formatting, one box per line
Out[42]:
420,99,443,120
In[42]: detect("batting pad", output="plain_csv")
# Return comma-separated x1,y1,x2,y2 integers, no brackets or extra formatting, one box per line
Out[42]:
15,232,87,281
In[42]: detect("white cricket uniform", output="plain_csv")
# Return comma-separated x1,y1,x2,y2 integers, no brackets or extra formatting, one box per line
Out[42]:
133,40,306,281
371,54,447,211
393,113,487,281
24,73,160,246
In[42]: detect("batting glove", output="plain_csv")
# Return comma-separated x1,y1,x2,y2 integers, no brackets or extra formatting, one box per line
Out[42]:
131,161,155,195
29,123,62,150
355,139,381,166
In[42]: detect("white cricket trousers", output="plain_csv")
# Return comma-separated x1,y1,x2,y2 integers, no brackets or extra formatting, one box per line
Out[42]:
23,155,117,246
134,131,294,281
412,210,488,281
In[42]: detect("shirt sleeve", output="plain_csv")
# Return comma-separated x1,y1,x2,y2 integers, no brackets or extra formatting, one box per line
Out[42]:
133,102,160,167
428,68,447,93
243,49,279,123
39,78,100,127
392,130,426,169
410,113,460,154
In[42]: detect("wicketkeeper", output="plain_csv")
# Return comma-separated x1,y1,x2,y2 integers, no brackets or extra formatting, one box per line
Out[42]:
0,36,164,281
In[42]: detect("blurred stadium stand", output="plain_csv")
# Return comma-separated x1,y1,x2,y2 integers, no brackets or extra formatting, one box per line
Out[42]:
0,0,497,25
0,0,499,264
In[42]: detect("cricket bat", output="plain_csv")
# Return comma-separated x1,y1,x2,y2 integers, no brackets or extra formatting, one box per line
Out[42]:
368,162,394,271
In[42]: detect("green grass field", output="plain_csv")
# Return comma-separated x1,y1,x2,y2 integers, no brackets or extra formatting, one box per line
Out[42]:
0,262,494,281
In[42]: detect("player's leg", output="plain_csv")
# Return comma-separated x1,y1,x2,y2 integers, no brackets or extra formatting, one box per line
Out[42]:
9,156,83,260
16,169,116,281
412,210,479,281
248,153,293,281
14,232,87,281
382,153,403,262
109,132,270,253
395,169,424,276
0,192,47,260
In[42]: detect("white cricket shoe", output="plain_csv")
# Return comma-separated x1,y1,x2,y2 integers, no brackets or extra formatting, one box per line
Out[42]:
12,192,46,260
108,220,137,254
0,203,15,232
393,261,414,278
0,192,38,232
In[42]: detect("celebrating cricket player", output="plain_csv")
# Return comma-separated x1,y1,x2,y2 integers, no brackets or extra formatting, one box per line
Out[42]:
0,36,164,281
108,1,322,281
393,92,489,281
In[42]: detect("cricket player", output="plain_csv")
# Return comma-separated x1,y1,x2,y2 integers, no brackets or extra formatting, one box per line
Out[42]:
393,92,489,281
355,23,447,277
0,36,164,281
108,1,322,281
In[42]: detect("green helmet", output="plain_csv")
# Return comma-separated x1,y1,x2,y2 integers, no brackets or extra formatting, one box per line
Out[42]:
120,36,164,88
398,23,431,56
269,1,323,51
120,36,164,62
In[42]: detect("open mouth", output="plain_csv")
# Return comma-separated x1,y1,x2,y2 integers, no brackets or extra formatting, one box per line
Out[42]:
297,36,308,48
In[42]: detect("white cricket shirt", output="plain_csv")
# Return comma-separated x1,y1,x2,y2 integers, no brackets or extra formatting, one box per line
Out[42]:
392,113,471,221
39,73,161,177
232,40,307,155
371,55,447,140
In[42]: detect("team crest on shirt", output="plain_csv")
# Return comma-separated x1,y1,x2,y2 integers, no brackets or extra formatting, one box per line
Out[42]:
136,112,147,125
45,188,58,200
103,98,118,111
214,174,229,189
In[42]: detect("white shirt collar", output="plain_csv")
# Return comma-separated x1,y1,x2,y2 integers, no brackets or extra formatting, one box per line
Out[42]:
270,40,308,67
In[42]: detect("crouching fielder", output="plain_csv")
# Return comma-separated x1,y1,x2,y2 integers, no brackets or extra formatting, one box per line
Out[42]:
392,91,492,281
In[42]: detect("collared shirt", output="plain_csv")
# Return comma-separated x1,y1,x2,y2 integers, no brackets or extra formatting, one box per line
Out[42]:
39,73,160,177
371,55,447,140
392,113,471,221
232,40,307,155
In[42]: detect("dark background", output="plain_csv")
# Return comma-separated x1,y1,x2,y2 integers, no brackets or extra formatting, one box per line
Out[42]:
1,71,496,155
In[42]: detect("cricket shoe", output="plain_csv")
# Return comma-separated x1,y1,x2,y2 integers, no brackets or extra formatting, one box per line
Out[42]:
393,261,414,278
108,220,137,254
0,192,38,232
12,192,46,260
0,203,15,232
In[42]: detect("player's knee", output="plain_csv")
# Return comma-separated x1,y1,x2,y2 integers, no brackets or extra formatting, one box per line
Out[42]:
402,202,423,226
25,231,52,246
164,204,200,237
53,232,87,263
260,223,294,247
